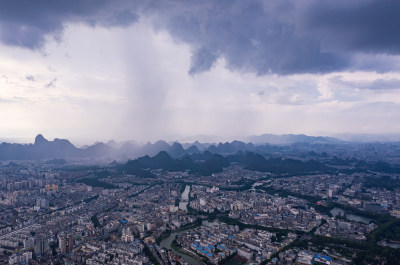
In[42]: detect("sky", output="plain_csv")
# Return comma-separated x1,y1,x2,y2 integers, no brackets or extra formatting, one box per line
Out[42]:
1,0,400,144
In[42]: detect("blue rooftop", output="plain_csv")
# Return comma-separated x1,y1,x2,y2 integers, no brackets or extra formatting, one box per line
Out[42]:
315,254,332,261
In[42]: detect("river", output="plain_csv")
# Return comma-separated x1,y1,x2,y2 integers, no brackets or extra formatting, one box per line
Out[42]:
159,220,219,265
250,182,263,191
380,240,400,249
330,207,372,224
179,185,190,211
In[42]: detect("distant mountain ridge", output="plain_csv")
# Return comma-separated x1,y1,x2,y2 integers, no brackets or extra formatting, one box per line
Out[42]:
0,134,258,161
0,135,206,161
0,134,80,160
119,150,333,176
0,133,387,161
247,134,341,145
0,135,186,161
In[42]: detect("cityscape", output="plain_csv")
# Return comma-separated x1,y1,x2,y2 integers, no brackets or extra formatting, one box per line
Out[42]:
0,135,400,264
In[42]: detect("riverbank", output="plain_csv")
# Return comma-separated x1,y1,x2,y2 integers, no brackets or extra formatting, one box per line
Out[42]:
159,220,218,265
156,217,202,244
171,239,208,264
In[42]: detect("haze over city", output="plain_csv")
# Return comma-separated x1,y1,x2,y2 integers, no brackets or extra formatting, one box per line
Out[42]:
1,0,400,144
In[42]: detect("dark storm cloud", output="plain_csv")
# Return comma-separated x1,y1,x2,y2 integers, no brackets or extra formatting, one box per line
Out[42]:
0,0,139,49
304,0,400,54
148,0,346,75
0,0,399,74
188,47,219,75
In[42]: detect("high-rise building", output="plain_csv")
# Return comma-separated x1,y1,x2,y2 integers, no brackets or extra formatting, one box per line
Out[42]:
68,234,74,251
34,237,49,254
121,227,134,242
36,198,49,208
23,237,35,249
58,235,67,254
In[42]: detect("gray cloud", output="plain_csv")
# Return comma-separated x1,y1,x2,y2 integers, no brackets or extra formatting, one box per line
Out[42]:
0,0,139,49
45,78,57,88
1,75,8,83
188,47,219,75
0,0,399,75
304,0,400,55
25,75,35,81
330,76,400,90
147,0,346,75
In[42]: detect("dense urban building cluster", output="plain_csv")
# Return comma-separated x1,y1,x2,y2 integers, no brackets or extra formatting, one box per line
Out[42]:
0,152,400,265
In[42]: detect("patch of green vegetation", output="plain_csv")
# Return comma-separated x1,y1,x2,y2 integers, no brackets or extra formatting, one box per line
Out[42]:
83,195,99,203
364,175,400,191
219,178,254,191
77,178,117,189
93,170,111,178
91,215,100,228
217,216,300,238
257,186,333,216
120,151,229,176
222,255,246,265
61,165,102,172
143,244,160,265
